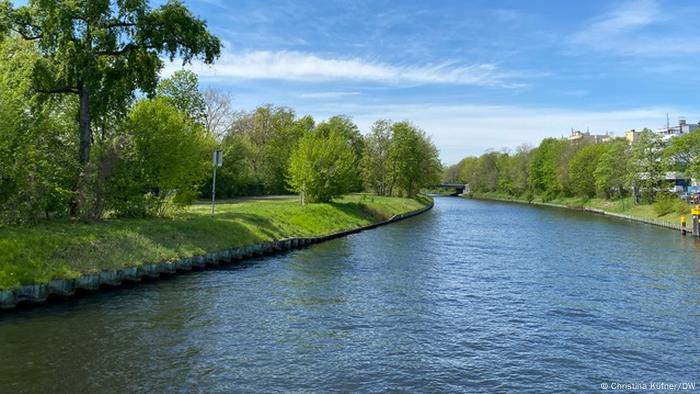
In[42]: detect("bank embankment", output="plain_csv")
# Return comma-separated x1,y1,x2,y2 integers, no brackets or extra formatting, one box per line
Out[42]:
0,194,432,309
469,192,686,232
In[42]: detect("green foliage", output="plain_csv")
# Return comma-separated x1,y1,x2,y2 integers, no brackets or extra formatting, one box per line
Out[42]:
229,106,311,195
664,130,700,177
362,120,393,195
156,69,206,123
387,121,442,197
209,133,261,197
568,144,607,198
454,137,636,203
0,37,77,223
529,138,567,200
106,98,214,217
594,140,630,198
316,115,364,191
2,0,221,217
288,129,357,203
653,193,688,217
629,128,664,203
5,0,221,109
470,151,501,192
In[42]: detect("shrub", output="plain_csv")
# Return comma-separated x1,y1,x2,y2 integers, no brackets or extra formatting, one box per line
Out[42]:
105,98,214,217
653,194,688,217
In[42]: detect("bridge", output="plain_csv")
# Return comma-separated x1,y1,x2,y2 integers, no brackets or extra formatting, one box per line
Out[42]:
434,183,469,196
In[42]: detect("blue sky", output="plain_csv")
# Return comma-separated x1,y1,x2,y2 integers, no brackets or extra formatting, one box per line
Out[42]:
165,0,700,163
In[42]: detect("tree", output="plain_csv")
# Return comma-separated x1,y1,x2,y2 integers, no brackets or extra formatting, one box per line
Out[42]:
594,139,630,198
288,129,357,203
568,143,606,198
157,69,206,122
203,88,235,141
556,140,586,196
228,105,311,194
0,36,76,223
508,144,533,197
106,98,214,217
629,128,664,203
458,157,479,186
316,115,364,191
387,121,441,196
362,119,393,195
443,163,461,183
529,138,566,200
2,0,221,215
470,151,501,192
663,130,700,178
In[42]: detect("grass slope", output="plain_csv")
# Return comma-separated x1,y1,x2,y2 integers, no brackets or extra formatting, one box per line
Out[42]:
0,194,430,290
470,191,688,224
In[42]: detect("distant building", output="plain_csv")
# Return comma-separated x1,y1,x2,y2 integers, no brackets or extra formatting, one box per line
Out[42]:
625,129,640,144
659,118,699,135
657,118,700,140
568,129,611,143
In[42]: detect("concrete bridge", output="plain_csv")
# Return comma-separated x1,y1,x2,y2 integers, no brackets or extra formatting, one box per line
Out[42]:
435,183,469,196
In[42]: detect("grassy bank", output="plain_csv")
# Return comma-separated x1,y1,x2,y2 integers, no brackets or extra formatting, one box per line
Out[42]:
470,191,689,224
0,194,430,290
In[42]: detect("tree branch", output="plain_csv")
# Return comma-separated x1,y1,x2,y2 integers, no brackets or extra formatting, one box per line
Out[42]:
106,21,137,29
95,43,147,56
12,28,42,40
36,86,80,95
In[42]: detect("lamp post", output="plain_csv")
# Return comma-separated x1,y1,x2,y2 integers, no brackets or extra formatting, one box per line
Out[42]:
212,149,223,215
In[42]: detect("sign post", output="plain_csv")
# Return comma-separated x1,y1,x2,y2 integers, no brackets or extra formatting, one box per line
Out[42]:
211,149,223,215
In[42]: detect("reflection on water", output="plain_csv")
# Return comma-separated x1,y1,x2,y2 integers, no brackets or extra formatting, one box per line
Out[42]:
1,197,699,392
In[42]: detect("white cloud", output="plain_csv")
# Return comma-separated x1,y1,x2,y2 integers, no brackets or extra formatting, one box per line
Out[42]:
298,91,361,99
569,0,700,56
165,50,527,88
573,0,659,39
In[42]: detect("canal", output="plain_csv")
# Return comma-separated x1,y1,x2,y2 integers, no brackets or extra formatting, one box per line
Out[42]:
1,197,699,392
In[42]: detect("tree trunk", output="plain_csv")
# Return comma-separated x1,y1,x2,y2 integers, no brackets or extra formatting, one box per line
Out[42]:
79,84,91,166
70,84,92,217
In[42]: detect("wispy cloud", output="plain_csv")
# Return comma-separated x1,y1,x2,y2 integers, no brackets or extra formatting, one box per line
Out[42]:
298,91,361,99
572,0,659,40
569,0,700,57
166,50,529,88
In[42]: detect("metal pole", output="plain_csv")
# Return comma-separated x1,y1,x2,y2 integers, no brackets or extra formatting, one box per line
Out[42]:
211,165,217,215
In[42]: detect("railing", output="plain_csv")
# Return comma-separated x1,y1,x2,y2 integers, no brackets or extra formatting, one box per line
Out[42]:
595,210,684,232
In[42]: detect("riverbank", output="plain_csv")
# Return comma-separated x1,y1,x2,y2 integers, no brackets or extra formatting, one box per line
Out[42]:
468,192,687,232
0,194,432,308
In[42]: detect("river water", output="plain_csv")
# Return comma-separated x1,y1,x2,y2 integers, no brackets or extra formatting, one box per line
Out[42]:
1,197,699,393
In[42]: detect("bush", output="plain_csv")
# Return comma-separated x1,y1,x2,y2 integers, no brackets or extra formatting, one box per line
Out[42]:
105,98,214,217
288,129,357,203
653,194,688,217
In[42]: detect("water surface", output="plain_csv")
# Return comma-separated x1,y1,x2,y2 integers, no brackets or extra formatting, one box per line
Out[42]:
1,197,699,392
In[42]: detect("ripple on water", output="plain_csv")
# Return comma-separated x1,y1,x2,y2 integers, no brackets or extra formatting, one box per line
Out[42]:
1,197,700,392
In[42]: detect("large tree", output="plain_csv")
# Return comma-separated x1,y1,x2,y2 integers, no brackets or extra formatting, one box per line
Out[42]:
387,121,441,197
568,143,606,198
1,0,220,214
362,119,393,195
316,115,364,191
156,69,206,123
629,128,664,202
594,139,630,198
0,37,77,223
529,138,566,200
663,130,700,178
288,129,357,203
